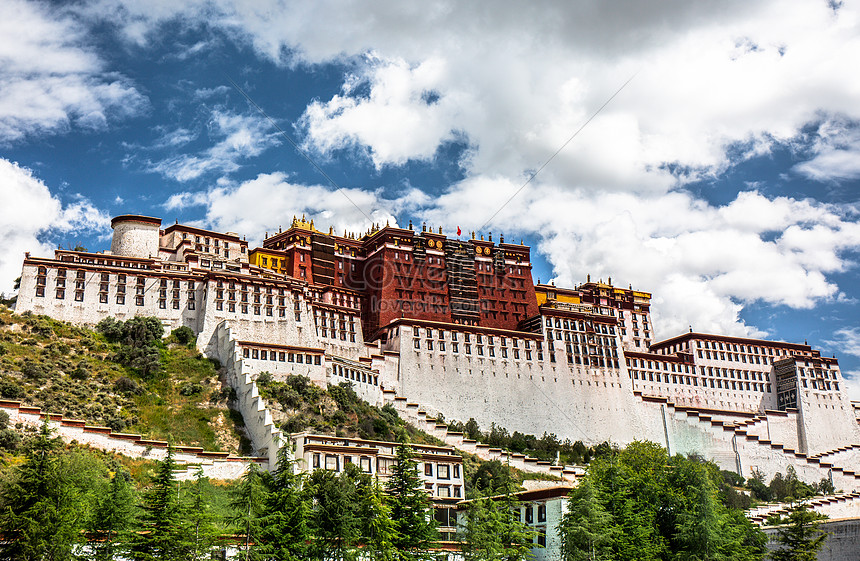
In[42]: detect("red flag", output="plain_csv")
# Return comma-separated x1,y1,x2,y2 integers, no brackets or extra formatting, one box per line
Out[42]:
457,226,462,236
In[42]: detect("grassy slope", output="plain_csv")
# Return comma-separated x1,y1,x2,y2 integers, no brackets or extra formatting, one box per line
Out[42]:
0,305,241,452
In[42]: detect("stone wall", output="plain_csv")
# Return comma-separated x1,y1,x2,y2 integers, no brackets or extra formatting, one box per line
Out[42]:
211,321,284,467
0,400,263,480
765,516,860,561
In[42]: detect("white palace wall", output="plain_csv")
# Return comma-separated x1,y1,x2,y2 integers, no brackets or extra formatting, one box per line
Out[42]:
16,262,202,335
390,325,666,447
797,386,860,456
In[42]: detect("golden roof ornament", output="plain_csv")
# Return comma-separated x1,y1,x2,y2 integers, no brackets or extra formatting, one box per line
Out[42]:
291,214,319,232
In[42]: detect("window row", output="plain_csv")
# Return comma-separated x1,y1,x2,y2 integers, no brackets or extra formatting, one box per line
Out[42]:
628,358,692,374
413,338,541,360
411,327,535,349
242,348,322,365
332,364,378,386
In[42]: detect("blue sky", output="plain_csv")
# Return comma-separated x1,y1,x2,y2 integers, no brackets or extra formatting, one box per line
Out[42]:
3,0,860,395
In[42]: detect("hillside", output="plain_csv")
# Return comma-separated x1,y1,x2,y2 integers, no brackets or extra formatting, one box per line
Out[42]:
0,306,460,453
0,305,242,452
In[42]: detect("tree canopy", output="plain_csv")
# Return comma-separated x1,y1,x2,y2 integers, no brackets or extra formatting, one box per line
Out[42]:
559,441,768,561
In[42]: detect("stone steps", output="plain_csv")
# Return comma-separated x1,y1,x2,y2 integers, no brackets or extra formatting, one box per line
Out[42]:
746,492,860,524
384,389,582,481
639,393,860,492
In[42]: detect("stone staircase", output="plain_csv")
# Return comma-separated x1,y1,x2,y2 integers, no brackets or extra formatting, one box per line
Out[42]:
746,492,860,524
0,399,266,480
382,389,583,482
637,393,860,492
212,321,286,466
808,444,860,464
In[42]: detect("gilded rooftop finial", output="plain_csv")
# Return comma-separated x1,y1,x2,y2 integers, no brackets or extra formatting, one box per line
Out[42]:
291,214,319,232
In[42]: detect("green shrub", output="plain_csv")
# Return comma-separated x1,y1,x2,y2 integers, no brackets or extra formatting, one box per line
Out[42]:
96,317,124,342
21,362,48,382
328,382,359,413
114,377,142,395
168,326,195,346
0,379,24,399
70,363,89,381
179,382,203,396
105,417,128,432
282,414,308,434
0,428,20,450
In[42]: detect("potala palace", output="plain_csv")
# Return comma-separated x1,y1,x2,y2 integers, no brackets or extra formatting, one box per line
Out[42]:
13,214,860,493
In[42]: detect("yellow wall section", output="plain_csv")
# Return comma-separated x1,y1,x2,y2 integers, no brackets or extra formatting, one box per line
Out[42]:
249,249,288,275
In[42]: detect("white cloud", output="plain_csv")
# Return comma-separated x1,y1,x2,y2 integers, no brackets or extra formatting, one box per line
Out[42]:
0,159,110,295
76,1,860,187
148,110,280,181
794,119,860,181
164,172,428,246
300,56,466,168
841,371,860,403
0,0,146,143
826,328,860,359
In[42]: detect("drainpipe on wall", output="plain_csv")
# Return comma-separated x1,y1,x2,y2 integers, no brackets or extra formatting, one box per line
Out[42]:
661,404,671,456
732,434,742,476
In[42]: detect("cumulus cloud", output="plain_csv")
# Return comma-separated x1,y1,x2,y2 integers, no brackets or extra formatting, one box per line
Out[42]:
147,110,280,181
0,0,146,143
841,370,860,403
75,1,860,187
164,172,429,245
0,159,110,295
300,55,466,168
794,118,860,181
826,328,860,359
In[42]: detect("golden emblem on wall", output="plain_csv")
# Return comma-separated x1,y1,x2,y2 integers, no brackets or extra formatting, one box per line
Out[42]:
483,247,491,255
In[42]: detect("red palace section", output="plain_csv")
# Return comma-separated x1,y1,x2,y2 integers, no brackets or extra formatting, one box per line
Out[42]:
262,220,539,339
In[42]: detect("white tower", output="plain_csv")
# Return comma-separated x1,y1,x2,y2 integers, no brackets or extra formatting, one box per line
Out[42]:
110,215,162,259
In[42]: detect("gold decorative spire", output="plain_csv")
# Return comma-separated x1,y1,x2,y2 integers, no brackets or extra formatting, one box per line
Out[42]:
291,214,319,232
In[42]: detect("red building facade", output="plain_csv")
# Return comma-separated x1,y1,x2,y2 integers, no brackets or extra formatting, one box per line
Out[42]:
263,219,539,339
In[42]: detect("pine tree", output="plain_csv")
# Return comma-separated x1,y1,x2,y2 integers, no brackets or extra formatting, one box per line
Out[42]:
361,480,397,561
386,443,437,559
130,443,193,561
461,481,537,561
229,462,267,561
89,464,137,561
0,419,87,561
308,464,366,560
462,495,501,560
769,502,828,561
186,467,218,561
559,478,614,561
258,446,310,561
